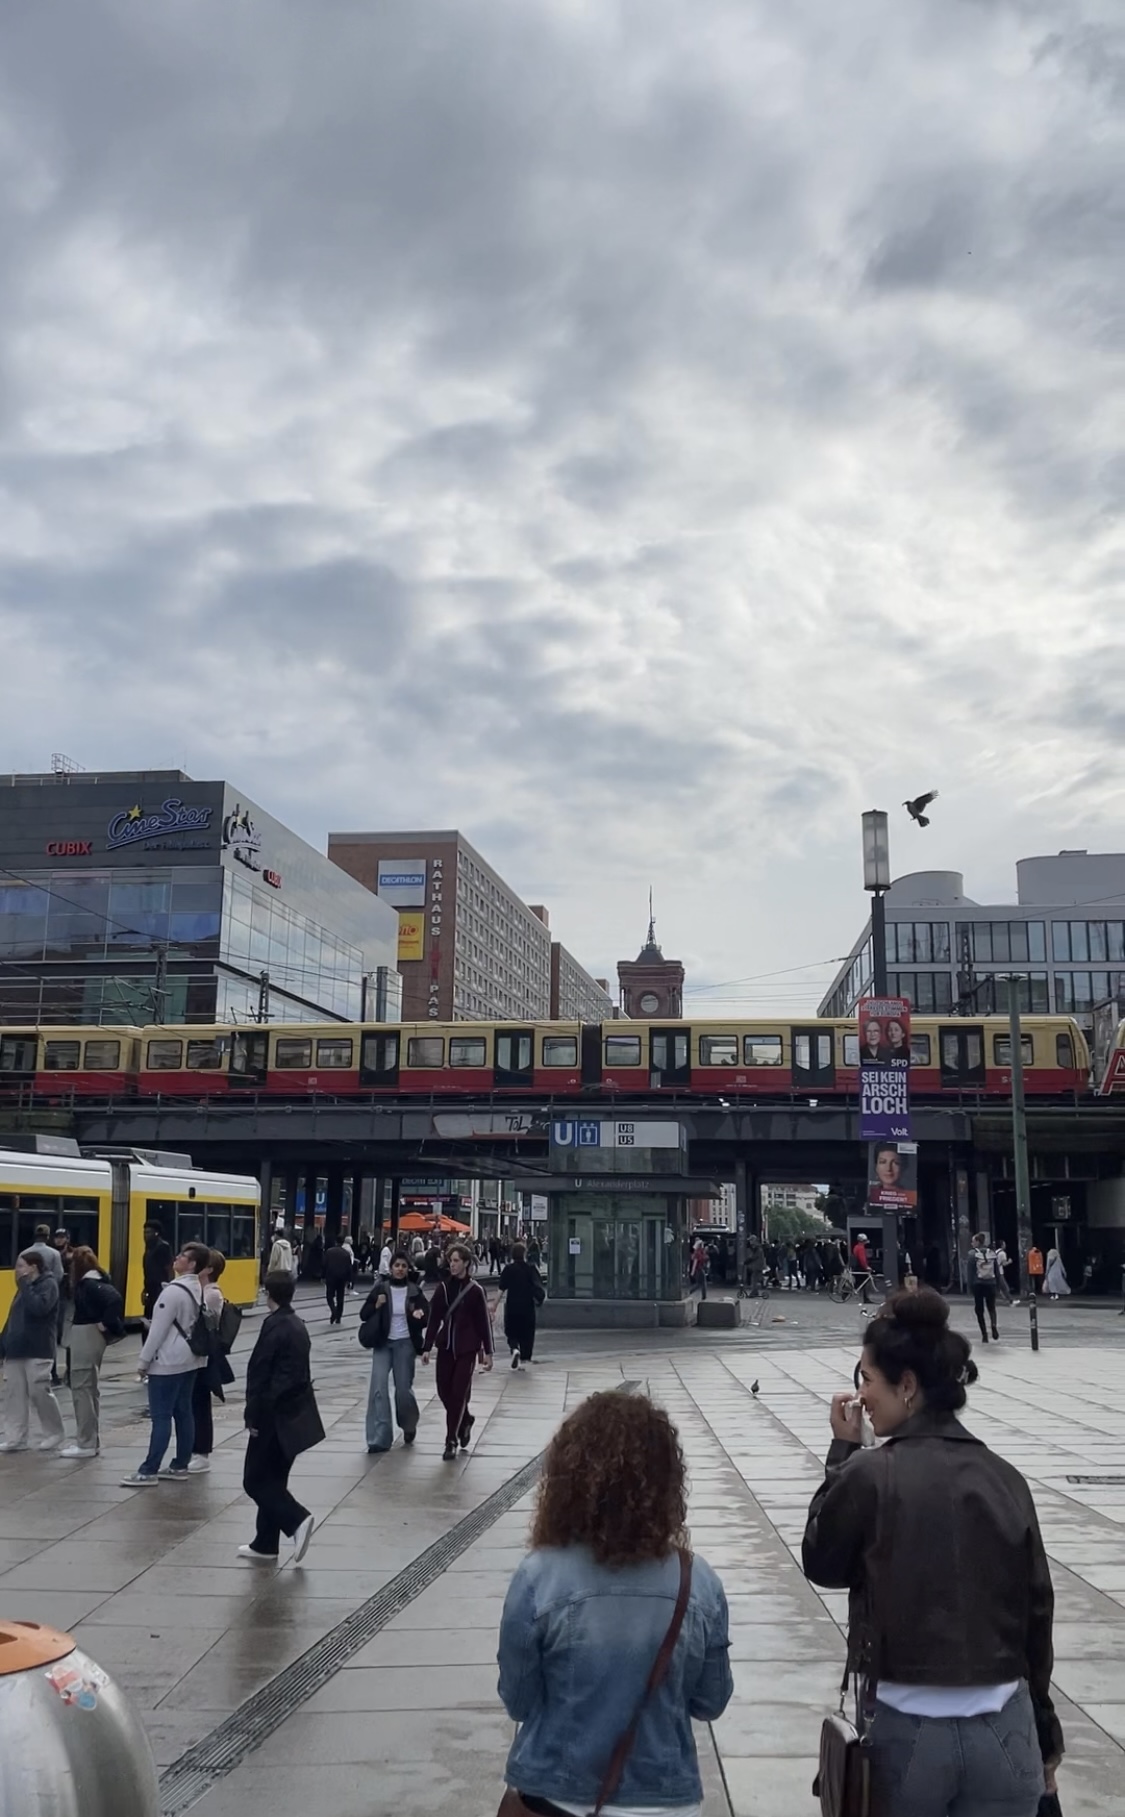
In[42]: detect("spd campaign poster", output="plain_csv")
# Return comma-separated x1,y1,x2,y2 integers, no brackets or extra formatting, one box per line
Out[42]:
867,1140,918,1212
857,995,912,1141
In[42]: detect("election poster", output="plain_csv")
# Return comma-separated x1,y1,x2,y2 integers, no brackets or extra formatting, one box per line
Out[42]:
857,994,912,1141
867,1140,918,1212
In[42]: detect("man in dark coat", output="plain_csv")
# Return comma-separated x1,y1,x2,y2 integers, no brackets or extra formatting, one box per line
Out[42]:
239,1273,323,1563
322,1238,353,1327
142,1221,174,1322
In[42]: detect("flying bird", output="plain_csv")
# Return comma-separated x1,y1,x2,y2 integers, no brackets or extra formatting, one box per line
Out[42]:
750,1379,760,1396
904,790,939,827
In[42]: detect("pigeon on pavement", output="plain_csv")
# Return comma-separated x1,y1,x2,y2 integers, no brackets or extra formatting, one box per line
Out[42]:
751,1379,760,1396
904,790,939,827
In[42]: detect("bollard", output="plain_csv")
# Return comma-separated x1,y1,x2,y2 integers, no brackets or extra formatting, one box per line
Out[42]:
0,1619,160,1816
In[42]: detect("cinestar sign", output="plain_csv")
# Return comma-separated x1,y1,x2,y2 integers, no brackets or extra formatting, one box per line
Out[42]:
107,800,213,851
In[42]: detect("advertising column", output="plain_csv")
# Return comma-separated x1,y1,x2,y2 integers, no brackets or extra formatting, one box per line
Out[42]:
857,995,915,1287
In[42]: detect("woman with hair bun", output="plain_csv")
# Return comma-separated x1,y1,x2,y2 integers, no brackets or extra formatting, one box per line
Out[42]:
803,1287,1062,1816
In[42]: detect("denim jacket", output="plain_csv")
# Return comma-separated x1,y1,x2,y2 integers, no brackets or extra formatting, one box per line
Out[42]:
498,1545,732,1807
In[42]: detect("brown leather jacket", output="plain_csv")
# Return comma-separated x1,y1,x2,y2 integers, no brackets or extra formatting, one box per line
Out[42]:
802,1410,1063,1764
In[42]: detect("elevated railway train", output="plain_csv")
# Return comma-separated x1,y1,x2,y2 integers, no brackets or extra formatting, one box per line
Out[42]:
0,1013,1111,1102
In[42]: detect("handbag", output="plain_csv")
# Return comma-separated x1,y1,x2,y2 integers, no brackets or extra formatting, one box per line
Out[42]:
496,1548,693,1817
814,1452,891,1817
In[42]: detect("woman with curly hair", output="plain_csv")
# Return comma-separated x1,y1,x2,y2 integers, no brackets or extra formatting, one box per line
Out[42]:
497,1391,732,1816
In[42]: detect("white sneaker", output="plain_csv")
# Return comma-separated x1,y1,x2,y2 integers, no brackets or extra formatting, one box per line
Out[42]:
120,1471,159,1486
37,1438,62,1453
58,1445,98,1459
237,1544,278,1562
510,1352,520,1370
186,1455,211,1473
290,1514,314,1563
0,1442,28,1454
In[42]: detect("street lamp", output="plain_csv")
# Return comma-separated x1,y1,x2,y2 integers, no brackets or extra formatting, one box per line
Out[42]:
1006,974,1039,1353
861,811,891,995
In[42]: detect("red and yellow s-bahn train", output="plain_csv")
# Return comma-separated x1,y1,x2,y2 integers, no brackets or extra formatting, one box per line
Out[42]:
0,1014,1103,1102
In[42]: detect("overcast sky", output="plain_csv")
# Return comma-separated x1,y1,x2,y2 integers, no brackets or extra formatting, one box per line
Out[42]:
1,0,1121,1009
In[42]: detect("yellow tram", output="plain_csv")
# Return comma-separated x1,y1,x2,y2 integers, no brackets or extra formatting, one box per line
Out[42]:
0,1144,260,1324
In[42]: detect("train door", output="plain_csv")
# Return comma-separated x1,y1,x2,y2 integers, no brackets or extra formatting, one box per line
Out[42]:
495,1029,534,1089
108,1159,131,1301
360,1030,400,1087
938,1025,986,1088
650,1028,691,1088
581,1025,603,1088
0,1033,37,1082
792,1026,835,1088
230,1030,269,1088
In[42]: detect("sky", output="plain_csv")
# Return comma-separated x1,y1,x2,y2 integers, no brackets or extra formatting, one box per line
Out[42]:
1,0,1122,1012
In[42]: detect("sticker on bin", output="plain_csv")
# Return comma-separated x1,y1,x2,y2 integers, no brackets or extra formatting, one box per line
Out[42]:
45,1657,109,1710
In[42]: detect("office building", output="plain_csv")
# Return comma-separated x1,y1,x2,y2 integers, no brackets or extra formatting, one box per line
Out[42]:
327,828,610,1023
549,939,615,1022
819,852,1125,1027
0,769,401,1026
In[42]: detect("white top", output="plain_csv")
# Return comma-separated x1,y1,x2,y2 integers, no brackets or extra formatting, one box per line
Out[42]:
553,1805,701,1817
878,1681,1020,1718
379,1245,393,1275
388,1283,410,1342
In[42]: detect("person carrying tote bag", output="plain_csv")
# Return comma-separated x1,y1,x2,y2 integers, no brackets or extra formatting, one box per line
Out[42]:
496,1391,732,1817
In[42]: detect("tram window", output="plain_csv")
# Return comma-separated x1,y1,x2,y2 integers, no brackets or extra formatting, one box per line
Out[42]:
0,1035,36,1072
450,1037,487,1068
910,1034,932,1065
542,1036,578,1067
605,1036,642,1067
993,1035,1034,1066
0,1198,14,1265
58,1197,100,1253
147,1039,183,1070
407,1037,445,1067
1056,1033,1074,1067
276,1038,313,1070
175,1205,207,1248
743,1035,783,1067
316,1038,353,1069
187,1039,225,1070
230,1211,257,1259
700,1036,738,1066
842,1035,859,1066
44,1041,81,1072
205,1204,232,1252
83,1039,121,1071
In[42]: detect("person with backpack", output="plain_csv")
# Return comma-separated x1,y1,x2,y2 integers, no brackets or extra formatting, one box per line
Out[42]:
187,1249,240,1474
968,1232,1001,1344
58,1246,125,1457
421,1244,493,1460
121,1241,211,1486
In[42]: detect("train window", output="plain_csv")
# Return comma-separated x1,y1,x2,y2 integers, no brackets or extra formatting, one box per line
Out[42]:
316,1038,353,1069
542,1036,578,1067
993,1035,1034,1066
743,1035,783,1067
187,1039,225,1070
205,1204,232,1252
605,1035,642,1067
700,1036,738,1066
910,1034,931,1065
1056,1033,1074,1068
147,1039,183,1070
0,1035,36,1072
276,1038,313,1070
230,1211,257,1258
83,1039,121,1071
449,1037,487,1068
842,1034,860,1066
44,1041,81,1071
407,1037,445,1067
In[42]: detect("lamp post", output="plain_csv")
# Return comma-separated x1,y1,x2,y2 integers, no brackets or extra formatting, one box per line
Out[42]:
1006,974,1039,1353
861,811,891,994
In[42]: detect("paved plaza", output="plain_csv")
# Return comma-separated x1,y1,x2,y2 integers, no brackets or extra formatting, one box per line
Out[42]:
0,1291,1123,1814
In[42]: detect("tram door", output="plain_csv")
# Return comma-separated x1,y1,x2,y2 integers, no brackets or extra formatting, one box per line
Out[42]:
650,1028,691,1088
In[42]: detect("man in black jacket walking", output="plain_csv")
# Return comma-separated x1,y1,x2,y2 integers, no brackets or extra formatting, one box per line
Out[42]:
322,1238,353,1327
239,1274,323,1564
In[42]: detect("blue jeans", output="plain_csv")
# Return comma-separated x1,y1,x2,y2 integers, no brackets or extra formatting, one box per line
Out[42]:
140,1371,196,1476
870,1683,1045,1816
366,1340,419,1449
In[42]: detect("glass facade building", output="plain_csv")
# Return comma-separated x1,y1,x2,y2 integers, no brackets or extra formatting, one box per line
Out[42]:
0,771,400,1026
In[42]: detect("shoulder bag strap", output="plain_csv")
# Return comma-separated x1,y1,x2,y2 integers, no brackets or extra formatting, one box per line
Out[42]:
857,1448,891,1736
591,1549,693,1816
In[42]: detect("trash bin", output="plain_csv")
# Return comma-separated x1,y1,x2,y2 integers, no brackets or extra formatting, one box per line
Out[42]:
0,1619,160,1815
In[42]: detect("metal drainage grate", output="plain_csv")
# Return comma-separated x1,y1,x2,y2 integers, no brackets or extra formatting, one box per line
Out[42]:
157,1450,544,1815
1065,1474,1125,1486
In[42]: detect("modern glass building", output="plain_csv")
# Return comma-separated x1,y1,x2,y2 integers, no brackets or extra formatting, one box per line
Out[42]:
0,770,401,1026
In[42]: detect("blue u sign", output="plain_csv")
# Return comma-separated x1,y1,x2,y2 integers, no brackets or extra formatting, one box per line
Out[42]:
552,1121,575,1146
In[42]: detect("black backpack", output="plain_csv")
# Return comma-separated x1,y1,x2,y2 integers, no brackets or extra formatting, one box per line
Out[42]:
172,1282,219,1358
218,1300,243,1355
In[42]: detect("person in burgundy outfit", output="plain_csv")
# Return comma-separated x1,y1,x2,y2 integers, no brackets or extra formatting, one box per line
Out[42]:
422,1244,493,1459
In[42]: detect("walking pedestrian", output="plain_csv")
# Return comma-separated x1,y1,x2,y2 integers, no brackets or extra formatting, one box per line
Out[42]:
497,1390,733,1814
0,1251,65,1453
141,1220,174,1322
421,1243,493,1460
188,1250,233,1474
360,1252,427,1452
26,1223,64,1284
238,1272,323,1563
967,1232,1001,1343
689,1237,708,1299
378,1238,393,1278
322,1236,352,1326
994,1241,1013,1305
268,1228,296,1278
60,1246,124,1457
496,1240,546,1370
121,1240,210,1486
52,1229,73,1386
802,1287,1062,1815
851,1231,875,1304
1045,1248,1070,1300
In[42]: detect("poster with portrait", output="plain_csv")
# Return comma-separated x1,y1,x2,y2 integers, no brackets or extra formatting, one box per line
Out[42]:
857,995,912,1140
867,1140,918,1211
